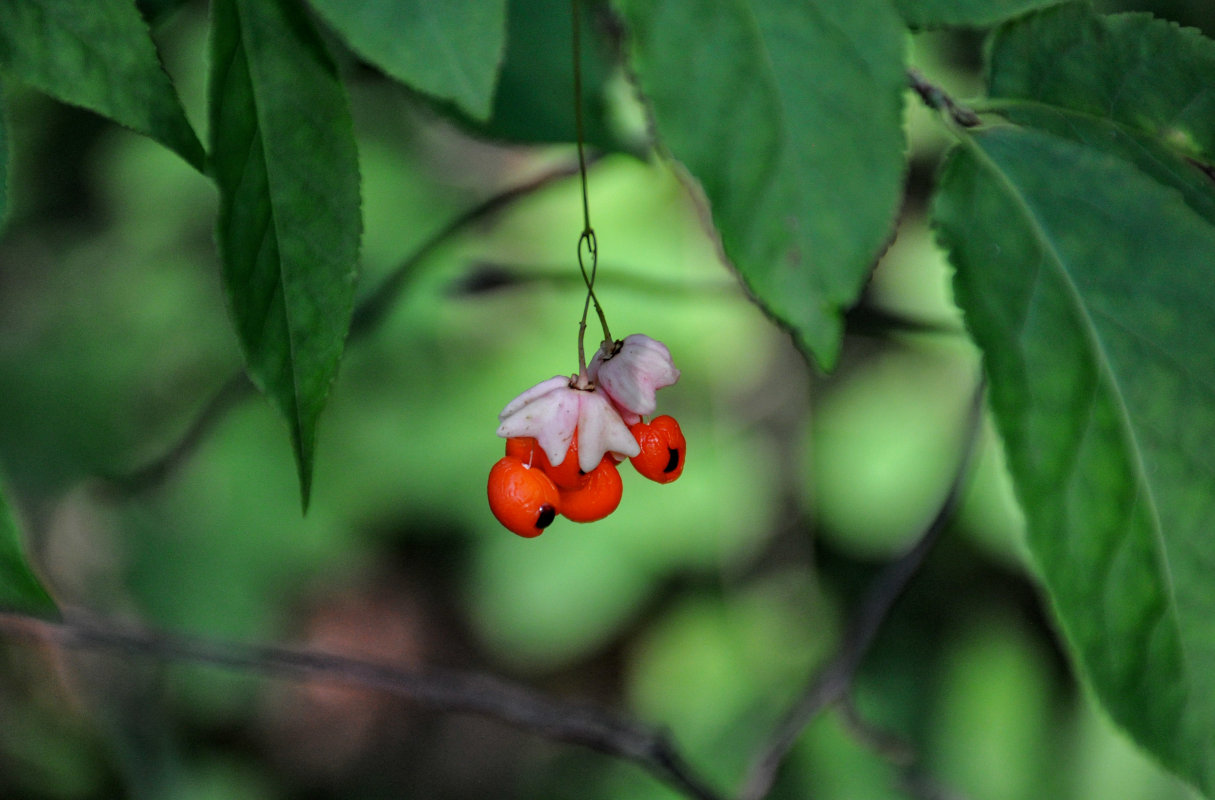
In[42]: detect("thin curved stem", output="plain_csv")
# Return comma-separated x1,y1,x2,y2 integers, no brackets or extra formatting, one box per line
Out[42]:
572,0,592,236
571,0,611,377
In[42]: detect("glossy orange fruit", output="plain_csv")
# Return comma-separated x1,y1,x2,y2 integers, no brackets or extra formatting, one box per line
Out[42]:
505,435,590,490
487,457,561,537
558,458,623,523
628,415,685,483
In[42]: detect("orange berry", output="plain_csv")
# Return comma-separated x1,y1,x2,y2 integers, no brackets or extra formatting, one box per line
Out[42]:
559,459,623,523
487,457,560,538
628,415,685,483
504,436,533,464
504,435,589,490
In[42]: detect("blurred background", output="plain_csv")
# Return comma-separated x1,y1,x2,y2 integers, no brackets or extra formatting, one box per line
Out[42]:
0,0,1209,798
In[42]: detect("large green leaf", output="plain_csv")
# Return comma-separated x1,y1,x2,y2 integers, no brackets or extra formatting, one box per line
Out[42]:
210,0,362,509
0,480,57,618
306,0,506,121
934,124,1215,795
0,0,204,171
896,0,1067,28
983,3,1215,225
617,0,906,369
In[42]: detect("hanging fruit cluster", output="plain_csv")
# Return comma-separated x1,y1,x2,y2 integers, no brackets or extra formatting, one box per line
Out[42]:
488,5,687,539
488,334,685,537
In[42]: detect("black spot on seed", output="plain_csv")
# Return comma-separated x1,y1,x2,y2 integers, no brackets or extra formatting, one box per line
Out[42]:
664,448,680,473
536,505,557,529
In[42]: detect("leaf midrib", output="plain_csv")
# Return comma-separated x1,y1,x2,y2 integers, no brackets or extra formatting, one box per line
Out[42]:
232,0,306,445
959,129,1194,706
979,97,1215,174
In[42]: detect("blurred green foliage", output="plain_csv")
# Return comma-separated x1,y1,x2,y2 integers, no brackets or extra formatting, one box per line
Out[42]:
0,1,1208,799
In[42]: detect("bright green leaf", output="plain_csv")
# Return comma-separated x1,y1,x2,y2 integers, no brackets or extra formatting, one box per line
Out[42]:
934,125,1215,795
306,0,506,121
0,0,204,171
896,0,1067,28
0,479,58,618
617,0,906,369
984,3,1215,225
210,0,362,509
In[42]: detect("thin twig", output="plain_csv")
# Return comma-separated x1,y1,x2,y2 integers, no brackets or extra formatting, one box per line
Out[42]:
907,68,981,128
446,259,734,299
898,770,973,800
0,611,726,800
837,696,916,766
99,371,253,497
839,695,972,800
739,378,987,800
350,158,590,338
104,159,590,496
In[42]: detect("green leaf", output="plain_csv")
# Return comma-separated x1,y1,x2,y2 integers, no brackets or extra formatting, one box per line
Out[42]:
306,0,506,121
0,0,204,171
934,124,1215,795
896,0,1067,28
474,0,619,149
617,0,906,369
984,3,1215,226
0,479,58,618
210,0,362,509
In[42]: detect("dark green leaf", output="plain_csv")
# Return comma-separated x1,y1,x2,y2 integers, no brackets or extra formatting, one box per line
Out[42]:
617,0,906,369
138,0,192,26
0,479,58,618
985,3,1215,225
210,0,362,509
306,0,506,121
0,90,8,230
0,0,204,171
934,125,1215,795
896,0,1067,28
475,0,619,148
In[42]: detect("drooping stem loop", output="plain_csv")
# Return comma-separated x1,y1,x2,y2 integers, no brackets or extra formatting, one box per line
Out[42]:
578,229,611,347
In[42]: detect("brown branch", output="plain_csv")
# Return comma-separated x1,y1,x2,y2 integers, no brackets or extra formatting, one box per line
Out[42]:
103,158,590,497
907,68,980,128
447,258,735,299
738,378,987,800
0,611,726,800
